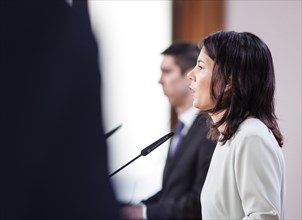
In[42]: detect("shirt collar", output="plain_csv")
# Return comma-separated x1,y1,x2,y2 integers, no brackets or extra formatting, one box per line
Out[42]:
178,107,200,135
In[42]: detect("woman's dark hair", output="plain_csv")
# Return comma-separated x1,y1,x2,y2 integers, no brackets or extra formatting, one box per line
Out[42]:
200,31,283,147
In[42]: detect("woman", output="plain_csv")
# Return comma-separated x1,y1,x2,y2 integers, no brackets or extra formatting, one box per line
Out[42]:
187,31,285,219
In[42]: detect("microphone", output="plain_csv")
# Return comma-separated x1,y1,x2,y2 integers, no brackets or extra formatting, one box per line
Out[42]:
105,124,122,139
109,132,174,177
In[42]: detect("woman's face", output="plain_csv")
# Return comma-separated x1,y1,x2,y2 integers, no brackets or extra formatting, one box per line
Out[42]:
187,47,215,111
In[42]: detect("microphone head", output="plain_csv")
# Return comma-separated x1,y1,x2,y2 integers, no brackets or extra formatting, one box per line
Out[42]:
141,132,174,156
109,132,174,177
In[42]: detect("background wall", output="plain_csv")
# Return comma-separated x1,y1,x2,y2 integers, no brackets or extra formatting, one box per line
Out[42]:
89,1,172,203
224,1,301,218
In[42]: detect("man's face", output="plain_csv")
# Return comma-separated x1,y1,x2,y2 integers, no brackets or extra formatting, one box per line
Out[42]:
158,55,191,108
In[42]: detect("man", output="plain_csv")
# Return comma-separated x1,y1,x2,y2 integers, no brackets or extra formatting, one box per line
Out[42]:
121,42,216,219
0,1,119,219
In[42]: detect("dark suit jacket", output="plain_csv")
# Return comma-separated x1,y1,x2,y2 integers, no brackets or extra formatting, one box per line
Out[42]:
0,1,119,219
142,113,216,219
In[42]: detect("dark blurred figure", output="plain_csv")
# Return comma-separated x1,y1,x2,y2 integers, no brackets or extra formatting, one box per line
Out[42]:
0,0,119,219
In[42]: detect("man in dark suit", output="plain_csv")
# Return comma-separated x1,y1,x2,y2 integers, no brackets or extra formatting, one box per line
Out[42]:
121,42,216,219
0,1,119,219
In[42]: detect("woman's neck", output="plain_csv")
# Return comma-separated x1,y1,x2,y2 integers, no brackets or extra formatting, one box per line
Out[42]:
209,110,226,134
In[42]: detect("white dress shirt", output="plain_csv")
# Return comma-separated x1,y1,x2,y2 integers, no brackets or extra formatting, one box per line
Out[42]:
178,106,200,136
168,107,200,156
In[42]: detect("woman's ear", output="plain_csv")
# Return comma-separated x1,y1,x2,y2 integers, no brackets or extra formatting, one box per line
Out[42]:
221,76,232,104
224,76,232,93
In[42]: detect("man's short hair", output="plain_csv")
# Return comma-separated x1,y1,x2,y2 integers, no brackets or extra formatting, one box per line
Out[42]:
161,42,200,75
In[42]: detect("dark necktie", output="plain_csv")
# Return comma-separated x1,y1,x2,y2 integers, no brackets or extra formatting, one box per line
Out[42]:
169,120,185,157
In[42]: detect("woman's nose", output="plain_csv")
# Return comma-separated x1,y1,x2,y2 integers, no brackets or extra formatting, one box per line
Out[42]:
187,69,194,81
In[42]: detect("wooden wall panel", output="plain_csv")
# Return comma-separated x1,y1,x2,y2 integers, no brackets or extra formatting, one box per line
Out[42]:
173,0,224,42
170,0,224,127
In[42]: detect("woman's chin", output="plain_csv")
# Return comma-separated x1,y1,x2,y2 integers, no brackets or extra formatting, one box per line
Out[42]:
194,102,209,112
193,102,203,111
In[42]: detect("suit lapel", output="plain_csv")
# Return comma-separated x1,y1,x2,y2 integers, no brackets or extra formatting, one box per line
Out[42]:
162,116,199,185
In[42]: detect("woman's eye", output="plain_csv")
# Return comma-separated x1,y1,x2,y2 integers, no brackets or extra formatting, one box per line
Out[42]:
198,66,203,70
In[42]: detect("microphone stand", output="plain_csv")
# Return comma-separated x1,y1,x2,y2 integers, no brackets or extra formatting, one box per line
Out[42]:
109,132,174,177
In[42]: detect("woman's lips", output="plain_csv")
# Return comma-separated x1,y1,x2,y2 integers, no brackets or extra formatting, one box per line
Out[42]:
189,86,195,96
